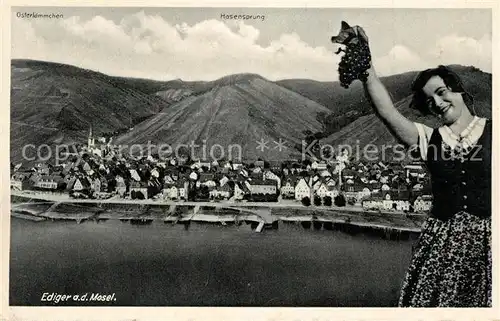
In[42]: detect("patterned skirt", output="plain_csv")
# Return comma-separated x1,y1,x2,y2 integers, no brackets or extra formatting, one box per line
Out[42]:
398,211,491,307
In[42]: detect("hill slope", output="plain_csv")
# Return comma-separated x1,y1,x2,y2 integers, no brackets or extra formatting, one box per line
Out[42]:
11,60,491,164
115,75,331,161
10,59,172,162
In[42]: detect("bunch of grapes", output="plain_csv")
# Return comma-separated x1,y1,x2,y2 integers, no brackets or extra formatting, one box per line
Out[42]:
338,40,372,88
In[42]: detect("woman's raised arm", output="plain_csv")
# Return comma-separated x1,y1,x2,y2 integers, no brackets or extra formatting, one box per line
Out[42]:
346,25,419,147
362,65,418,147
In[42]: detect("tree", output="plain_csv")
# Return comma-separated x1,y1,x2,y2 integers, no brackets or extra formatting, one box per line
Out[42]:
323,196,332,206
313,195,322,206
197,185,210,201
334,194,346,207
301,196,311,206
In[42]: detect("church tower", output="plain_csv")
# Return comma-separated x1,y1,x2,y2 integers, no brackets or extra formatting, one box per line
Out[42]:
88,125,95,149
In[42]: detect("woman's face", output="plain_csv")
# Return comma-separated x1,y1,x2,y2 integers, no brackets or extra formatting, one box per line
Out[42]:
422,76,466,124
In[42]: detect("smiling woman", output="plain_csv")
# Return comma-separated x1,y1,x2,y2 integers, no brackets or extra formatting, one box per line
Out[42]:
334,23,492,307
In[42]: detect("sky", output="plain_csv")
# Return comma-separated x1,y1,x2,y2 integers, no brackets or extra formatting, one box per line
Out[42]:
10,7,492,81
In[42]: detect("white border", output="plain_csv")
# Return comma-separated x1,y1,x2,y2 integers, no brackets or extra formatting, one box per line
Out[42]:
1,1,499,320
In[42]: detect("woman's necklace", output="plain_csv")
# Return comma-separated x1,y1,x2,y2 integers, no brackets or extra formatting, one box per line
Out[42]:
442,116,480,161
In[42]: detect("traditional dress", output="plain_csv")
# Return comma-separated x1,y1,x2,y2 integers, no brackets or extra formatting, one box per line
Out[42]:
398,116,492,307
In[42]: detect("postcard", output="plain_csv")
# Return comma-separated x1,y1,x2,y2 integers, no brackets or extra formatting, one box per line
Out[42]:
1,1,499,320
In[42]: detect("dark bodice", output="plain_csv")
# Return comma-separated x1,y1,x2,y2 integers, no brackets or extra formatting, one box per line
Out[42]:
426,120,492,220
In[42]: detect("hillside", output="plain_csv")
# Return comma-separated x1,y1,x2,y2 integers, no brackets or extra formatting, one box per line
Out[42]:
115,75,331,161
10,60,491,164
10,59,172,162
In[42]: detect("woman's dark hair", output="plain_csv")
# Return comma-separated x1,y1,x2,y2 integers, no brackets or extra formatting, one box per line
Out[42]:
410,65,474,115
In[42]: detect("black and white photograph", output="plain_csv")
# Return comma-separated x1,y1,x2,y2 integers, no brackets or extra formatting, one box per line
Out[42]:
3,1,498,316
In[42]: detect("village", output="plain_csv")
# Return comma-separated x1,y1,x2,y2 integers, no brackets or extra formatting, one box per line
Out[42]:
10,129,434,214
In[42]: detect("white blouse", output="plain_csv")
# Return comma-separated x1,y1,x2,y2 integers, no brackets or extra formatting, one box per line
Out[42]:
414,116,487,161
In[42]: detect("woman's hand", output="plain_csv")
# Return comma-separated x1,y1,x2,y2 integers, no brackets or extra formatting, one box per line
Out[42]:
354,25,369,44
336,24,372,88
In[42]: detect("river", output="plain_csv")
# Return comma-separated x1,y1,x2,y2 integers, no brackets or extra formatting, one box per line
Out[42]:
9,217,416,307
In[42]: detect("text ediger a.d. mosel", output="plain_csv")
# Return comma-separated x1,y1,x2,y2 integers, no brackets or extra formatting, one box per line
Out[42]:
41,292,116,303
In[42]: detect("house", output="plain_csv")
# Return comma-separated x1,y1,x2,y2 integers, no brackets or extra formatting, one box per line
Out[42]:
414,195,433,213
325,177,336,186
73,177,92,193
65,176,77,192
391,197,411,212
232,162,243,170
381,192,394,210
280,178,296,199
362,195,384,210
248,179,277,195
35,175,63,190
35,163,51,175
192,160,211,170
378,161,388,170
91,177,101,193
211,184,232,199
234,182,250,200
239,168,249,178
319,169,332,177
311,161,328,170
115,176,127,197
379,176,389,184
254,160,265,168
151,168,160,178
130,181,148,199
10,172,31,190
404,163,425,178
164,175,175,184
315,182,330,198
327,186,339,198
252,167,262,174
412,183,424,191
311,178,323,191
344,181,367,201
198,172,217,188
94,191,112,199
100,178,109,193
62,162,76,175
162,183,175,199
380,191,411,211
369,182,382,194
381,183,391,191
310,174,321,186
129,169,141,182
358,187,372,201
295,178,311,201
263,170,281,187
82,162,92,173
176,180,188,200
219,175,230,187
342,169,356,180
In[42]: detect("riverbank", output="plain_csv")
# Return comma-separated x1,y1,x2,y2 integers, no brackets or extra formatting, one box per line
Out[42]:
10,190,417,215
10,191,427,235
